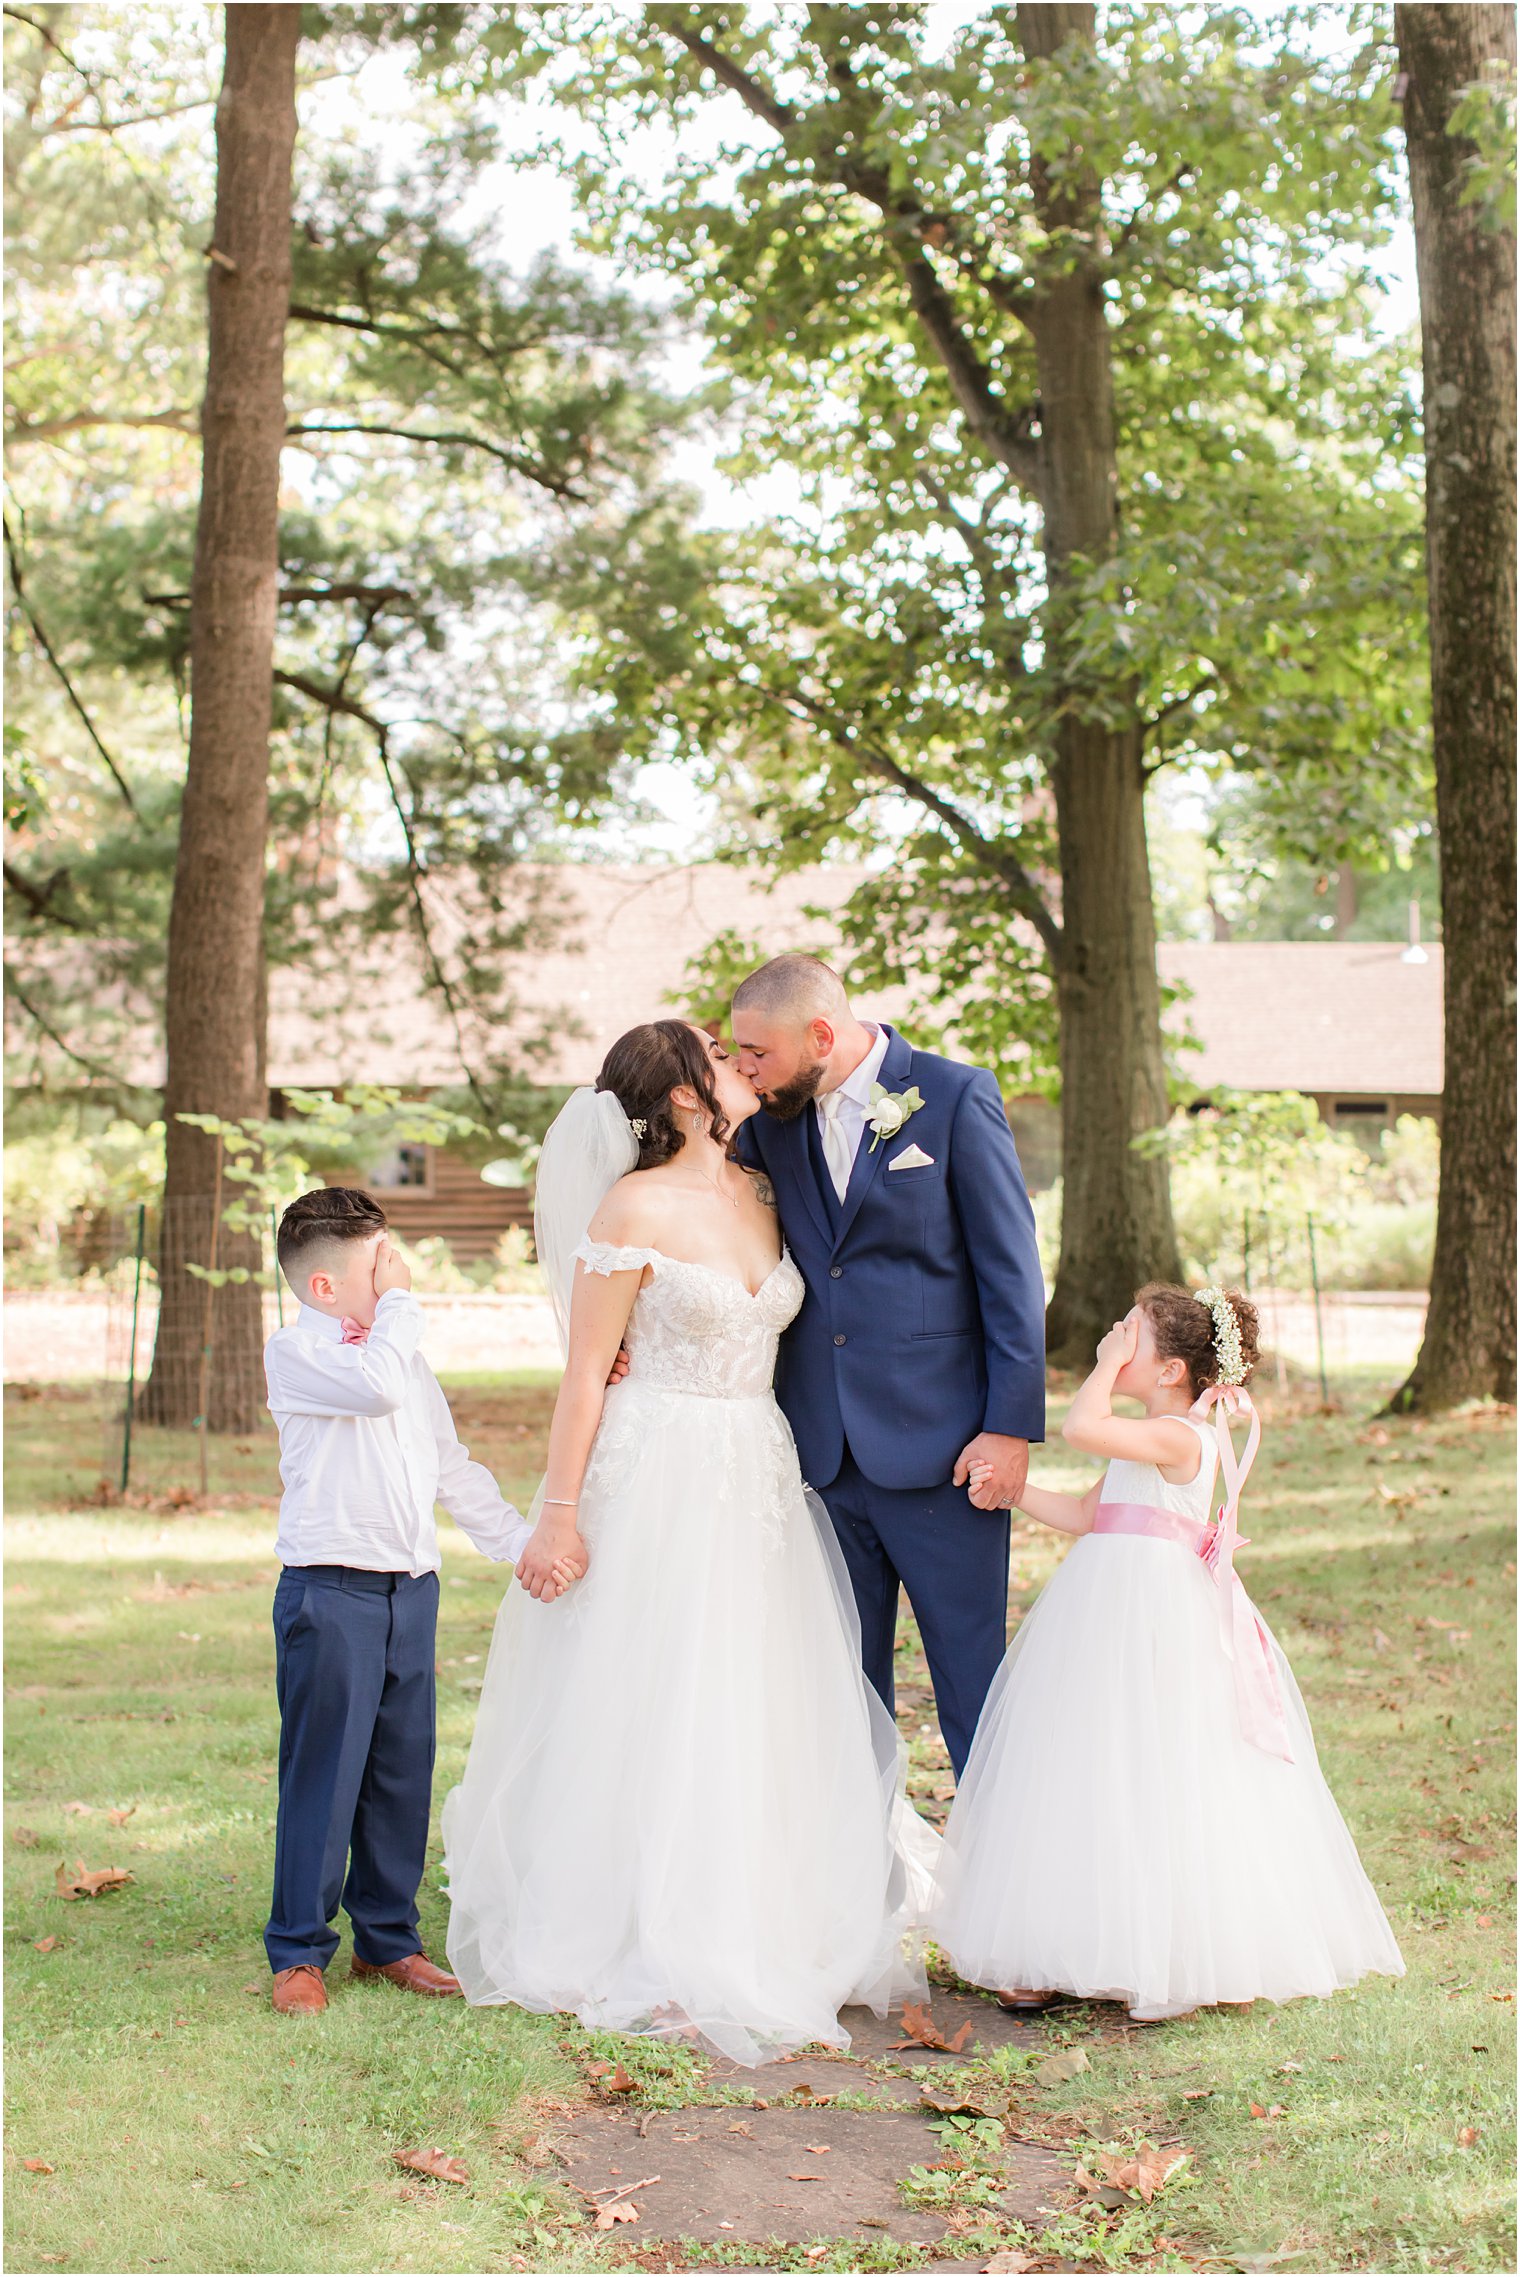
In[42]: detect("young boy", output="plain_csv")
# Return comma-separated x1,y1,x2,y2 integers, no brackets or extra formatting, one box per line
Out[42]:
263,1186,578,2016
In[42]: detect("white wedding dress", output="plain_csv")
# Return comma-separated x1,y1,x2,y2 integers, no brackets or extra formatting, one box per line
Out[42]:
442,1237,929,2066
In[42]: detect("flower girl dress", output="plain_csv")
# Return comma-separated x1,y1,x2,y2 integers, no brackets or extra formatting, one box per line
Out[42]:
442,1238,927,2066
931,1406,1404,2019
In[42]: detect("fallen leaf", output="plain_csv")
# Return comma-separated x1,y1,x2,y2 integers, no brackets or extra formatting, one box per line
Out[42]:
726,2121,753,2136
1181,2088,1213,2101
54,1859,133,1901
788,2172,824,2181
805,2143,833,2155
392,2147,469,2186
1326,2053,1346,2063
921,2086,991,2115
106,1806,137,1828
983,2255,1036,2274
24,2159,55,2173
1250,2102,1268,2118
1477,1916,1494,1928
1034,2046,1089,2087
1268,2104,1286,2119
593,2200,639,2230
12,1828,40,1848
587,2060,636,2093
33,1935,59,1953
1372,1629,1392,1653
1131,2144,1189,2203
1458,2126,1480,2147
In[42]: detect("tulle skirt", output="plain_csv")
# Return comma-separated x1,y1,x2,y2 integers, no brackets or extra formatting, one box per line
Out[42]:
442,1381,926,2065
930,1533,1405,2018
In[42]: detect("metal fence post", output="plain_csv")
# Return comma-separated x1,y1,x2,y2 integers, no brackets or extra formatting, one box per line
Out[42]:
196,1137,224,1499
1306,1210,1330,1406
120,1202,147,1495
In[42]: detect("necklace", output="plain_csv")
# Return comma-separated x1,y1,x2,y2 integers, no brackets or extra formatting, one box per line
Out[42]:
689,1164,742,1210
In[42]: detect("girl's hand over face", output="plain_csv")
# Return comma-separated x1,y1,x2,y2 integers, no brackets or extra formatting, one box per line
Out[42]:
1095,1309,1140,1373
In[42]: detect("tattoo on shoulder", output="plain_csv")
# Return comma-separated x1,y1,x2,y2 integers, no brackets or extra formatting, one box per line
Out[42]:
745,1170,778,1213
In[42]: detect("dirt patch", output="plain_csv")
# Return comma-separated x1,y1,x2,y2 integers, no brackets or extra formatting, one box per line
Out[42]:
555,2104,1067,2247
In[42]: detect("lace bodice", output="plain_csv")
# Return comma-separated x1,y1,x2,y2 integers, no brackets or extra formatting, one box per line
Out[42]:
573,1238,804,1401
1102,1417,1219,1521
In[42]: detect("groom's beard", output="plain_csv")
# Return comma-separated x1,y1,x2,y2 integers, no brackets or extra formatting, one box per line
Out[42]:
760,1060,826,1122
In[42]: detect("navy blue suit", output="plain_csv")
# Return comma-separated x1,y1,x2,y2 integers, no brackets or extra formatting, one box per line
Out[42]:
739,1026,1045,1773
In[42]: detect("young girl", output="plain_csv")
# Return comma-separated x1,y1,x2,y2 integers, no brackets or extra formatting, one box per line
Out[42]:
931,1284,1404,2021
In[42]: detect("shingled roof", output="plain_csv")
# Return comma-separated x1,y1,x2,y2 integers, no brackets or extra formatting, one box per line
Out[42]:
259,864,1443,1102
1158,939,1444,1098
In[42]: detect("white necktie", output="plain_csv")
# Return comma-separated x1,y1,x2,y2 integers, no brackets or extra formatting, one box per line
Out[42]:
820,1088,853,1203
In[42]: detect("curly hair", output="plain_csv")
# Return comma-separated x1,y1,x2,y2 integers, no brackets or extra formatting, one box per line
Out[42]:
596,1020,730,1170
1137,1282,1261,1400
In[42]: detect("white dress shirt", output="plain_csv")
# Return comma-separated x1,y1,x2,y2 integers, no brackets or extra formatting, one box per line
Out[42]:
815,1024,891,1200
265,1291,530,1577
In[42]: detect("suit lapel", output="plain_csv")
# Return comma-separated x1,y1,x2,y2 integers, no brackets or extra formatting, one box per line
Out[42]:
770,1107,832,1247
832,1026,914,1251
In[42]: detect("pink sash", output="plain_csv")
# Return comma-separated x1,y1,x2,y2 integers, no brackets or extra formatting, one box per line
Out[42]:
1093,1388,1295,1764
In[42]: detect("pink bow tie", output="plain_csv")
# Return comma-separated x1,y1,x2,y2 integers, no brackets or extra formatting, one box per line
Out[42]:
340,1317,370,1346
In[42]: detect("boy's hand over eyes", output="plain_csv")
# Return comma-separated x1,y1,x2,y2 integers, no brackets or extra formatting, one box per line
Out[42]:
373,1237,413,1297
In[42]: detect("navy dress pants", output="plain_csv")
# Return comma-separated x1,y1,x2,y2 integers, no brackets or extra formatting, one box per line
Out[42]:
820,1447,1010,1779
265,1565,438,1975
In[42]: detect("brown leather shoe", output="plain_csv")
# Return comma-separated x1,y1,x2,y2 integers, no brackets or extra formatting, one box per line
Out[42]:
271,1964,328,2015
351,1950,462,1997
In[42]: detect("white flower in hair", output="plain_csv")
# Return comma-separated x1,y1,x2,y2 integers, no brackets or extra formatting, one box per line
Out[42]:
1195,1284,1246,1386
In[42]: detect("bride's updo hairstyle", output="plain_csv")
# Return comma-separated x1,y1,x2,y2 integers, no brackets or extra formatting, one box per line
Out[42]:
596,1019,730,1170
1137,1282,1261,1400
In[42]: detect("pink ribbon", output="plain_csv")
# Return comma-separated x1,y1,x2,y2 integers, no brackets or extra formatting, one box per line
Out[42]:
1190,1384,1294,1763
340,1316,370,1346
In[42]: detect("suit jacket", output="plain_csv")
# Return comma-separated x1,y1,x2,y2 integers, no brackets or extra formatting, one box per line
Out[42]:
738,1026,1046,1490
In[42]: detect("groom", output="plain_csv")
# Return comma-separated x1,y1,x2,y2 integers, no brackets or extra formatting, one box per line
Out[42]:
732,956,1046,1778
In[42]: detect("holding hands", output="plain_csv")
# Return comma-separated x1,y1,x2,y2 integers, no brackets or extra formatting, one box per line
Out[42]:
955,1430,1030,1512
515,1512,589,1602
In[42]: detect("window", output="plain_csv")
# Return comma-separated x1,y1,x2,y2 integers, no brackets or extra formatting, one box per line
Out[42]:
367,1144,432,1193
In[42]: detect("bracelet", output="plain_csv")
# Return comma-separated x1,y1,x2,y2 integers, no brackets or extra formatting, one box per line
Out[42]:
542,1497,579,1508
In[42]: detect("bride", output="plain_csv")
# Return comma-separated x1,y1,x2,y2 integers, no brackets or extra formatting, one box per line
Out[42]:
442,1018,926,2065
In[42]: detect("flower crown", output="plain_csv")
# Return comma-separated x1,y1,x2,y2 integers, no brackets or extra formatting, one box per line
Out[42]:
1195,1284,1247,1386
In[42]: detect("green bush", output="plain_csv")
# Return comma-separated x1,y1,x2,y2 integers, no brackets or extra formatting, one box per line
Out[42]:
1036,1102,1438,1299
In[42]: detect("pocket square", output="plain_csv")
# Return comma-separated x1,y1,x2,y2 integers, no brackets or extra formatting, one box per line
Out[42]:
889,1143,935,1169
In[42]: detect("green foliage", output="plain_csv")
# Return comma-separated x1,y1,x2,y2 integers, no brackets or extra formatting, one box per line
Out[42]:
175,1087,484,1287
1142,1096,1438,1291
1448,58,1519,233
2,1112,166,1285
3,7,693,1095
421,3,1431,1088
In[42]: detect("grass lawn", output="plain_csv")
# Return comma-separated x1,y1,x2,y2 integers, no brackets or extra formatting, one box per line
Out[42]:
4,1363,1514,2275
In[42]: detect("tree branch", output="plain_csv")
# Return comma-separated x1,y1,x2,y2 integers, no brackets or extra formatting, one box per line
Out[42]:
147,581,415,612
4,969,133,1084
3,512,140,816
272,670,494,1113
6,407,198,446
285,420,585,499
665,19,1044,501
3,858,83,929
750,677,1063,960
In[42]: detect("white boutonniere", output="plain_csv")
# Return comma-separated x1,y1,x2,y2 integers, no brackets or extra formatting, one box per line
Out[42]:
866,1082,925,1152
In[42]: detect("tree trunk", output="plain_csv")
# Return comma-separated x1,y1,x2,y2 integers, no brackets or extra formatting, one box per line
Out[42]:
142,6,300,1431
1391,3,1517,1411
1016,1,1183,1364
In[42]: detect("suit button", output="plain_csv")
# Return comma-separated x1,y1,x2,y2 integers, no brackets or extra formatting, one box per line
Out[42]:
830,1266,842,1279
833,1333,847,1346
